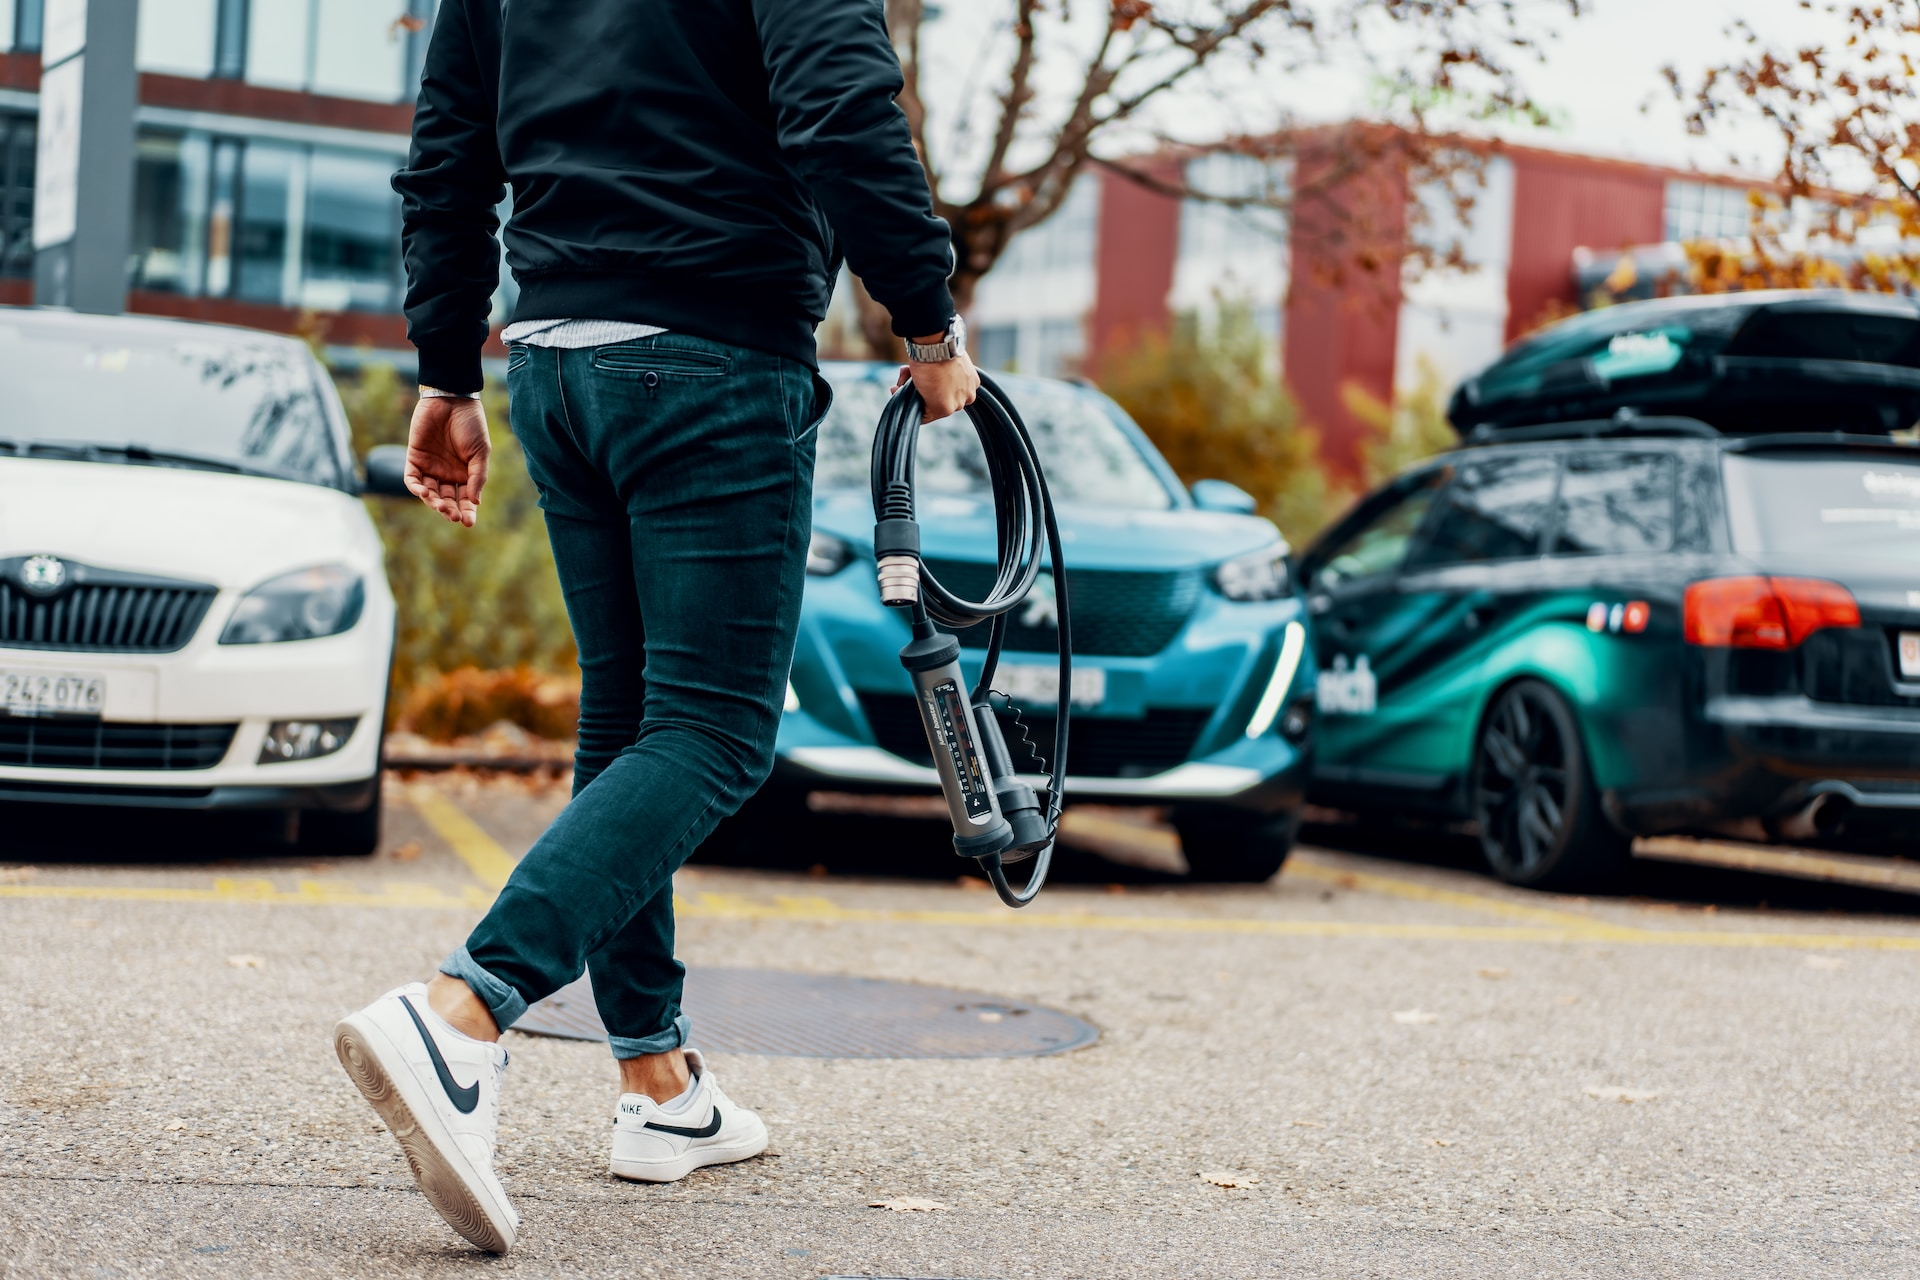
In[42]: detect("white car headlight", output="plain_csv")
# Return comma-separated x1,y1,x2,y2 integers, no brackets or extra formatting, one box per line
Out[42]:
1213,546,1291,602
220,565,366,644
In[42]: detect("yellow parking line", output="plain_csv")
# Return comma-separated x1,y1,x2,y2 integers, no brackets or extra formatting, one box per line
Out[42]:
408,785,519,891
0,879,494,910
1286,854,1616,931
8,790,1920,953
4,874,1920,951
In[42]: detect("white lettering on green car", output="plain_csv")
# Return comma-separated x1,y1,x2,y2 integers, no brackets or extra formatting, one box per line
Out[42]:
1316,654,1377,715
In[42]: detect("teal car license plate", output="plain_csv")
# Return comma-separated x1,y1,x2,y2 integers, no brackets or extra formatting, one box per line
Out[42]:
998,663,1106,708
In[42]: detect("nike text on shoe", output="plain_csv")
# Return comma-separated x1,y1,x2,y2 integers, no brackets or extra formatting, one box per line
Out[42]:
609,1048,769,1183
333,982,519,1253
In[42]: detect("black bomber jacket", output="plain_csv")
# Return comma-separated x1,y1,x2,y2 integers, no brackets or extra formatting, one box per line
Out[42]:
394,0,956,392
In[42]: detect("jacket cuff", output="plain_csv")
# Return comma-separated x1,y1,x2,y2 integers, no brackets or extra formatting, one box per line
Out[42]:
414,342,485,396
886,281,957,341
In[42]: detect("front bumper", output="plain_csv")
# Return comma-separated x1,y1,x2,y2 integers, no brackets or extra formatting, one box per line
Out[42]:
778,579,1313,813
0,598,392,805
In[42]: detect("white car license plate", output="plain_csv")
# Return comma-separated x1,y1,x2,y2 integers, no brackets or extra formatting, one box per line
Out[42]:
1901,631,1920,681
1,669,105,718
997,663,1106,707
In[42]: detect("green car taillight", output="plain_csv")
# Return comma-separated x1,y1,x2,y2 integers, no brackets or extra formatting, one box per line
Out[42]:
1683,575,1860,650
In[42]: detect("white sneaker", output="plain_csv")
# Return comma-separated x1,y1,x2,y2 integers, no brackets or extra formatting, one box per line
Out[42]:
609,1048,768,1183
333,982,518,1253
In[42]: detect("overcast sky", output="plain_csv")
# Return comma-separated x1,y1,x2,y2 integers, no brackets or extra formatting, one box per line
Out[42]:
920,0,1850,191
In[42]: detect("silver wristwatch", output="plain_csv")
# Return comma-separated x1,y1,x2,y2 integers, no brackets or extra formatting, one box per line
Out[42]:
906,315,966,363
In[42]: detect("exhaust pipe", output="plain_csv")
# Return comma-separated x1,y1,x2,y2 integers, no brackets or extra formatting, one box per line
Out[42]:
1774,793,1854,844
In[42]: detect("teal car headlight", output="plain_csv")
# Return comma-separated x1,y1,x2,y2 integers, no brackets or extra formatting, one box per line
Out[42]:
219,565,365,644
807,531,852,576
1213,546,1290,601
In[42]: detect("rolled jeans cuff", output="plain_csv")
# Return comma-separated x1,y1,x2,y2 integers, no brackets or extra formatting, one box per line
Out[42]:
440,946,529,1030
609,1013,690,1060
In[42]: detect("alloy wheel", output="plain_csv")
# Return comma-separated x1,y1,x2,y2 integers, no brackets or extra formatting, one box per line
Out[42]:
1474,683,1573,880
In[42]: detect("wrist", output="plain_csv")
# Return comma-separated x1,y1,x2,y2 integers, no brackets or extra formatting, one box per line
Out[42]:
905,315,967,364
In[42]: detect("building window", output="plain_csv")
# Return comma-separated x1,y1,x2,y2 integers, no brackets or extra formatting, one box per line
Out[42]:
975,324,1017,372
127,125,402,311
212,0,249,78
995,175,1100,277
1179,153,1287,266
13,0,44,52
1664,181,1754,243
303,147,400,310
1,111,34,279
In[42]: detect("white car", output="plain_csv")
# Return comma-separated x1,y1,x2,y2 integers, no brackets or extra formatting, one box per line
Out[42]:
0,307,407,854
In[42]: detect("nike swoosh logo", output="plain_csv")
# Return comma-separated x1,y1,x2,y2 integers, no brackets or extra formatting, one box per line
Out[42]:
645,1105,722,1139
399,995,481,1115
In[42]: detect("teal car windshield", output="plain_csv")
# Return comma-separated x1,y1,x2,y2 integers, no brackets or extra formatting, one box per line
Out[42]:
1725,452,1920,563
814,375,1174,510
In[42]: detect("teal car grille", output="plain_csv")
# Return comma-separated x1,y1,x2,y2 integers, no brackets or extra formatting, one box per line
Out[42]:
858,693,1210,778
923,558,1201,657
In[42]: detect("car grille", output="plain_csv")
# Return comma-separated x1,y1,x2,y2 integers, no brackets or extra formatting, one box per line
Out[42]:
0,577,218,654
921,558,1201,657
0,719,238,771
857,693,1211,779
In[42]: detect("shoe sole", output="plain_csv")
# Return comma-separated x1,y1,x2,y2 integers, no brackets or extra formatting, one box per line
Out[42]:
333,1012,516,1254
609,1126,770,1183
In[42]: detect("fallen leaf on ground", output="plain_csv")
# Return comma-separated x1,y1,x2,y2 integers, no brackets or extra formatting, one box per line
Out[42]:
869,1198,948,1212
1477,967,1509,980
955,876,989,891
164,1121,185,1132
1429,1138,1453,1147
1199,1170,1260,1188
0,865,37,884
1585,1086,1658,1103
1556,995,1580,1005
388,841,422,862
1804,955,1845,971
1392,1009,1440,1024
1290,1119,1325,1128
227,955,265,969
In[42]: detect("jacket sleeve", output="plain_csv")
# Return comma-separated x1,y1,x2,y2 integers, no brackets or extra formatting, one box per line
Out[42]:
391,0,508,394
753,0,955,339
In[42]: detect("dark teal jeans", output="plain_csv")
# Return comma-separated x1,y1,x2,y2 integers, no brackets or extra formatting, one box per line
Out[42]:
442,333,824,1058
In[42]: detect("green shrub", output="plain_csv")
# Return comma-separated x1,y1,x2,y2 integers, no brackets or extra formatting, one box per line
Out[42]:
1094,305,1353,544
332,361,577,715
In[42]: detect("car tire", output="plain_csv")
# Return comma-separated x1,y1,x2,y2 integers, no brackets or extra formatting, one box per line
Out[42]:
1471,679,1627,889
299,768,383,858
1173,805,1298,882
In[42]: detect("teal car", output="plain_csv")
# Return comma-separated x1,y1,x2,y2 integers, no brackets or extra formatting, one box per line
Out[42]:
748,363,1314,881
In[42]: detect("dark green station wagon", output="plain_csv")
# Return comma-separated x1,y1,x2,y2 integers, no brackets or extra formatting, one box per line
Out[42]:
1297,291,1920,888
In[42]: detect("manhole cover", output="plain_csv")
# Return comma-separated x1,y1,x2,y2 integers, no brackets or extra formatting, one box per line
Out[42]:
515,967,1097,1059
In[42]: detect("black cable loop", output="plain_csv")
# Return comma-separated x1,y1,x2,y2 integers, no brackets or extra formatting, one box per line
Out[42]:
871,372,1070,907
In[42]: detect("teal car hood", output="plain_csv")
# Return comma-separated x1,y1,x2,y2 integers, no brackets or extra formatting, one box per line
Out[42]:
811,488,1283,571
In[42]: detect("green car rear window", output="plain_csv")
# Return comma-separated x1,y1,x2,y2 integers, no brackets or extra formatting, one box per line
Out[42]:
1724,452,1920,562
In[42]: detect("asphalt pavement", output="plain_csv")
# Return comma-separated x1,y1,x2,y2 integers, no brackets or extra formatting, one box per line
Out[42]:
4,774,1920,1278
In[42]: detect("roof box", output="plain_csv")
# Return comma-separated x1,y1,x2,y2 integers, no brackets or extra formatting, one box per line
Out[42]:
1448,291,1920,438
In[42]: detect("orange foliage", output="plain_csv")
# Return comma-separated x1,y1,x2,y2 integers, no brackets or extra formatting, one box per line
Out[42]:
395,666,581,742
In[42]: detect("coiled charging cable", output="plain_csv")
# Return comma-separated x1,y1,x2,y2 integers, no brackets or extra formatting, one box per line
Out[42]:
869,371,1071,908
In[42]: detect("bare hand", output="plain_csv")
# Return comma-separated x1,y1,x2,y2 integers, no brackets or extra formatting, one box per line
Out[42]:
893,346,980,420
404,395,491,528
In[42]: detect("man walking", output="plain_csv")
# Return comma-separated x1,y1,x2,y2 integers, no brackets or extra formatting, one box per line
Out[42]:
332,0,977,1253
